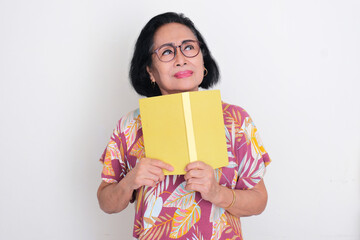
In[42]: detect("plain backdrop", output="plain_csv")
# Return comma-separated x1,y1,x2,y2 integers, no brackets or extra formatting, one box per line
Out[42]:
0,0,359,239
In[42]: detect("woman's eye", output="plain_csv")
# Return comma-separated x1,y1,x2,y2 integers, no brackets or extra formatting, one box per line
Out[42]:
161,49,174,56
184,44,195,51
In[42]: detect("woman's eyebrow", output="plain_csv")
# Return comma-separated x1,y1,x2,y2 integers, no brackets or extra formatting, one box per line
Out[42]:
181,39,196,43
158,39,197,47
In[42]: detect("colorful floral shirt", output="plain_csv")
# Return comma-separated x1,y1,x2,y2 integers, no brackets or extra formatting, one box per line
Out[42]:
100,102,271,240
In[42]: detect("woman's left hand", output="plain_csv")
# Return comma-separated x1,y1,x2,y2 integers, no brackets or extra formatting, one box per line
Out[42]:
184,161,221,203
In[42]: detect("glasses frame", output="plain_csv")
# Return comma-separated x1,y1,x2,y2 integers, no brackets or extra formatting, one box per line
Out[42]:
152,40,202,62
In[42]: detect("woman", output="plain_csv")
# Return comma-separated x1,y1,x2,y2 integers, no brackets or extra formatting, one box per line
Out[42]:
97,12,271,240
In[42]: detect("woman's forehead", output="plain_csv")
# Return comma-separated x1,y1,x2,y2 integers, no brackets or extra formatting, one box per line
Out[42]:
153,23,197,47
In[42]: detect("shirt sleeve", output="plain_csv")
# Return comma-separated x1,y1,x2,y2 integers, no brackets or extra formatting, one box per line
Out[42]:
235,108,271,190
99,121,128,183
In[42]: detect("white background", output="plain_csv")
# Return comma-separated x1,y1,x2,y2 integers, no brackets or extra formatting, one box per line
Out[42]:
1,0,359,239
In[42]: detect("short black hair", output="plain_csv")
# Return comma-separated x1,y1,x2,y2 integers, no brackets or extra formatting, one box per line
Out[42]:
129,12,220,97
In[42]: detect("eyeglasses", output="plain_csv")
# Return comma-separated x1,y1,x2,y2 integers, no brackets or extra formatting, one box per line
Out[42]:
153,40,201,62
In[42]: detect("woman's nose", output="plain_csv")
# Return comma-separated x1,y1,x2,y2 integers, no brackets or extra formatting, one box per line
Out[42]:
174,47,187,66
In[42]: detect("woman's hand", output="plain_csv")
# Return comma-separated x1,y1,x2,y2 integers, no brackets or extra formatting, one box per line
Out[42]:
97,158,173,214
184,161,221,204
125,158,174,190
184,161,268,218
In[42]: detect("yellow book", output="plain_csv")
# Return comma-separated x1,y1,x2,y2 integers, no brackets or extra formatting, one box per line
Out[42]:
139,90,228,175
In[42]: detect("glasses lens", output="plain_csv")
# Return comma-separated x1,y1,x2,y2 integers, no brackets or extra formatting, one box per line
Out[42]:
181,41,200,58
157,45,175,62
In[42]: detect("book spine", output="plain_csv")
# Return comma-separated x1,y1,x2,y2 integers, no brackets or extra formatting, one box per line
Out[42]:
182,92,197,162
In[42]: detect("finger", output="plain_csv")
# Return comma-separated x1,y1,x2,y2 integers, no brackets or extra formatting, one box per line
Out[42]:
185,161,207,171
186,177,207,185
134,164,161,180
144,173,160,182
135,174,161,188
142,179,158,187
184,169,204,180
133,175,155,189
148,158,174,172
139,164,165,182
148,165,168,182
138,159,164,174
146,164,165,176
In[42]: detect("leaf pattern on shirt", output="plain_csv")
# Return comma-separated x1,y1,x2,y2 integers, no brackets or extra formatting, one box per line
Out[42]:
225,126,235,159
135,214,172,240
231,169,238,189
101,140,119,177
225,211,243,239
190,225,204,240
210,204,225,223
170,203,201,239
144,175,170,208
123,114,141,148
136,186,144,212
164,182,196,209
143,196,163,231
211,212,227,240
223,105,243,141
214,168,222,182
130,135,145,159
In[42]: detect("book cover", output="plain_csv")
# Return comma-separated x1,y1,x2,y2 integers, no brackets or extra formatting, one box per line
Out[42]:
139,90,228,175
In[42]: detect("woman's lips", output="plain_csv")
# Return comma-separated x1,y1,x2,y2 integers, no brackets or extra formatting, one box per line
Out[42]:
174,70,193,79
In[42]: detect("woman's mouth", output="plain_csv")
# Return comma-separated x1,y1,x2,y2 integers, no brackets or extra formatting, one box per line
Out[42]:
174,70,193,79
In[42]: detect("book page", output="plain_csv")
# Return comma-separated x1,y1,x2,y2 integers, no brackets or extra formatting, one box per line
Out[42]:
190,90,229,169
139,94,189,175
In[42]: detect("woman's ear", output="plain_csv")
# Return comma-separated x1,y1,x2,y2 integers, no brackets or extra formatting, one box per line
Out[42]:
146,66,155,83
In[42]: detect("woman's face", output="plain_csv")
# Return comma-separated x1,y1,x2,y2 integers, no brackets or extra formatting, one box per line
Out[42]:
147,23,204,95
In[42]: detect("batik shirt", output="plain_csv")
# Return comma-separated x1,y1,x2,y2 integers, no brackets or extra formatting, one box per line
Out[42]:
100,102,271,240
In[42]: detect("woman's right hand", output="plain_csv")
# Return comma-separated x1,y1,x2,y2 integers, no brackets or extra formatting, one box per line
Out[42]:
125,158,174,189
97,158,173,213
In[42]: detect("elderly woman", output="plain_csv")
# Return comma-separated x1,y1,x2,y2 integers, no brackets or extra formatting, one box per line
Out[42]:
97,12,271,240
